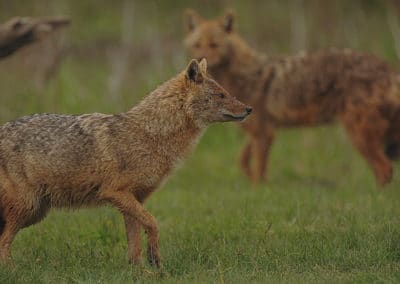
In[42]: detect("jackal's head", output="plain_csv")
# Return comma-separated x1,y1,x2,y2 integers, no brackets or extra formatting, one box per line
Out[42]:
184,9,236,68
183,59,252,124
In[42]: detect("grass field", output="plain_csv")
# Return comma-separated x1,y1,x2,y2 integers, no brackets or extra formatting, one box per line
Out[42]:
1,0,400,283
1,124,400,283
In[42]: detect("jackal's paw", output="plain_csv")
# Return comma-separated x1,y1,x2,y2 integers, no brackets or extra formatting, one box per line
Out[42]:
377,166,393,188
147,245,161,268
250,174,266,185
128,255,142,266
240,164,253,180
0,254,14,266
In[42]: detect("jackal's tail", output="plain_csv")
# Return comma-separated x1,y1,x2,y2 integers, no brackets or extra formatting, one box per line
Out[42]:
385,108,400,161
385,143,400,160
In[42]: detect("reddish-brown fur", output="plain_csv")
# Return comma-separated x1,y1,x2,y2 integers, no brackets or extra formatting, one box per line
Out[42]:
184,10,400,186
0,59,251,267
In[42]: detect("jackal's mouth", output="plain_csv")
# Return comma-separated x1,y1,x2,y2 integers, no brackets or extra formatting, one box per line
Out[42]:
223,113,247,121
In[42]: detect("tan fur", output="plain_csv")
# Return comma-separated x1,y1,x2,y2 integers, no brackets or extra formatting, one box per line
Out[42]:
0,59,251,267
184,10,400,186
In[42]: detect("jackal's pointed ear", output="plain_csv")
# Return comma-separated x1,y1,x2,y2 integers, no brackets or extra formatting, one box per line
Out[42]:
184,9,203,33
221,10,235,33
186,59,204,83
199,58,207,74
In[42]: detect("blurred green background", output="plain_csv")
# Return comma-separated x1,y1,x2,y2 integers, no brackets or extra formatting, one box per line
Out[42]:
1,1,400,283
1,0,400,119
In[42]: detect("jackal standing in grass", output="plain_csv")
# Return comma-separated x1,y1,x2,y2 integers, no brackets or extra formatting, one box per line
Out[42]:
0,59,251,267
184,9,400,186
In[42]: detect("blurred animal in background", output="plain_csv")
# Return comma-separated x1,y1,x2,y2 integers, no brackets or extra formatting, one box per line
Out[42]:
0,16,70,88
0,59,251,267
184,9,400,187
0,16,69,59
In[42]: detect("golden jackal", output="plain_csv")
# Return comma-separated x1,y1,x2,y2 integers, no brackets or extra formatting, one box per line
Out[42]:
0,59,251,267
184,9,400,186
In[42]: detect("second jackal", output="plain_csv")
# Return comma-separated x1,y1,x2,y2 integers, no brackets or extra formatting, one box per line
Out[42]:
184,9,400,186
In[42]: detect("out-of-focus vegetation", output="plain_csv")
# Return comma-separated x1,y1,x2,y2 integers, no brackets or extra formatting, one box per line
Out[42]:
1,0,400,119
1,1,400,283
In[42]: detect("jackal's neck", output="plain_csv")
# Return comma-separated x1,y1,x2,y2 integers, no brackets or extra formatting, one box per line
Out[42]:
209,35,266,104
230,35,265,70
125,76,204,141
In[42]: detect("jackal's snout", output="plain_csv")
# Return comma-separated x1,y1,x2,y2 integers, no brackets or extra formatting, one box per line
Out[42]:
221,96,252,122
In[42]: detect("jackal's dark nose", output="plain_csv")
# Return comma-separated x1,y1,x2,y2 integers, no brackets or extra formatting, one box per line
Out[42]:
246,107,252,115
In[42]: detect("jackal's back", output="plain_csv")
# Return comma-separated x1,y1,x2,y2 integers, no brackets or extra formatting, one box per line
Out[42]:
264,50,398,125
0,113,110,195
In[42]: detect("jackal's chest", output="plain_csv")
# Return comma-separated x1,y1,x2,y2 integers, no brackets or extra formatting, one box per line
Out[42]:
112,147,186,190
104,128,202,191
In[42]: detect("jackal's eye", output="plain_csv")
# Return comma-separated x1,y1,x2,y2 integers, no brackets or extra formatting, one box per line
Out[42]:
209,42,218,49
216,93,225,99
194,42,201,49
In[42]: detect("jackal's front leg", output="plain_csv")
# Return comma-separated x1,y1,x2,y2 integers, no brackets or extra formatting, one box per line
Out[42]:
100,190,161,268
250,130,275,184
240,141,252,179
123,214,142,265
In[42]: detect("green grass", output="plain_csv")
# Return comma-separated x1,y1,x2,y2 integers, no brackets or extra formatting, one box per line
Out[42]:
1,0,400,282
1,125,400,283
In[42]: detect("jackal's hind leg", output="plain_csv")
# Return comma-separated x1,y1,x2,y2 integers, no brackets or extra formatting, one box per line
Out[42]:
251,130,275,184
0,203,24,263
351,136,392,186
342,111,392,187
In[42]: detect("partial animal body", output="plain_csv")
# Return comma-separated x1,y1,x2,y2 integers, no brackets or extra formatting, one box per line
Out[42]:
0,59,251,266
0,16,70,59
184,10,400,186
